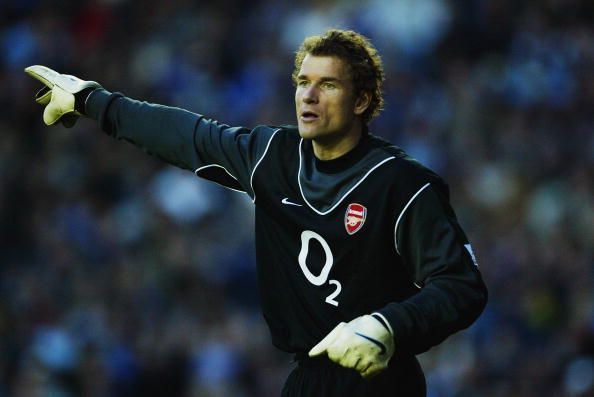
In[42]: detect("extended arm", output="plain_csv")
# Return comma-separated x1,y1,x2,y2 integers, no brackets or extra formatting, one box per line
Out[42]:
25,65,275,196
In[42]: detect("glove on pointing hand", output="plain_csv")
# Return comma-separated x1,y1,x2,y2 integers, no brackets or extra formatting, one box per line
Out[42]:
24,65,101,128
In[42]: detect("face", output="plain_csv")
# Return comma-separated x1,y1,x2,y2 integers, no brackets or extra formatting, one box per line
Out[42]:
295,55,367,143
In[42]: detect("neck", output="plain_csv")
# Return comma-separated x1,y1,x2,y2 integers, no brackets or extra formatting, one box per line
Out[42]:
312,124,364,161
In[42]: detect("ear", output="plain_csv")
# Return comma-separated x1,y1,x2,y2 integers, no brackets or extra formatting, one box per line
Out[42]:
354,91,371,116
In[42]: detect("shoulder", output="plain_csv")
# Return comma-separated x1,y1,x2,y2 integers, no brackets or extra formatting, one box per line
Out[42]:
225,124,298,157
243,125,301,169
368,134,449,199
248,124,301,154
252,124,300,141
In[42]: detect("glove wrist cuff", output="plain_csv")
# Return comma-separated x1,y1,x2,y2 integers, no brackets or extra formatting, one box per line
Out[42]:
74,87,98,115
371,312,394,336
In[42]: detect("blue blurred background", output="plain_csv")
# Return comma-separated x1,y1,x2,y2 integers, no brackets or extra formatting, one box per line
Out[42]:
1,0,593,396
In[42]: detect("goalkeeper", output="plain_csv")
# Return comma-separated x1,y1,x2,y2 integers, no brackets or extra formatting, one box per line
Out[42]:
25,29,487,396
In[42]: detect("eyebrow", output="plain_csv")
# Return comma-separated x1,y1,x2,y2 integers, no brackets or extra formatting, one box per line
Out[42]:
296,75,343,83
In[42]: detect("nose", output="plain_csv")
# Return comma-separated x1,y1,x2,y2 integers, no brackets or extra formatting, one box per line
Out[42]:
301,85,318,104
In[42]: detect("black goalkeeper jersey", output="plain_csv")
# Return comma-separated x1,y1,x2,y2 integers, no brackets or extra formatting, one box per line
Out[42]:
86,90,487,361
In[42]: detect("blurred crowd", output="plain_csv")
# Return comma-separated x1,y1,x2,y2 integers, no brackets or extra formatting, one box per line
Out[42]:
1,0,593,396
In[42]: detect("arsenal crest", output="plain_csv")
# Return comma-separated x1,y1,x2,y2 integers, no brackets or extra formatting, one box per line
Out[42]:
344,203,367,235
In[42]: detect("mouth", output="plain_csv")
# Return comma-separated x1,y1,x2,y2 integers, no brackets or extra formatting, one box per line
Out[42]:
300,110,319,122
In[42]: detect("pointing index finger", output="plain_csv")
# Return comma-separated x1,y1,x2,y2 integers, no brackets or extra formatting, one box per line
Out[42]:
24,65,59,88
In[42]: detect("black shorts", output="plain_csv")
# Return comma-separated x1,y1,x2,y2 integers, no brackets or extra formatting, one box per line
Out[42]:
282,353,426,397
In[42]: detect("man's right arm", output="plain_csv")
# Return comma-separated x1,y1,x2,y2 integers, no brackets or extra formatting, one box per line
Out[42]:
25,65,279,197
85,89,273,197
86,89,204,171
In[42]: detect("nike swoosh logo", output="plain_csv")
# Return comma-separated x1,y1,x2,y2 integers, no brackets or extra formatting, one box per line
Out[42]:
282,198,302,207
355,332,387,355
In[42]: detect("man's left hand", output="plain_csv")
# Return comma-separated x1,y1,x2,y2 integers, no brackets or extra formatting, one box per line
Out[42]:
308,314,395,378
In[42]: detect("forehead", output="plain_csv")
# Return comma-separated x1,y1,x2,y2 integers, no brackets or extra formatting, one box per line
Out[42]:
298,54,351,80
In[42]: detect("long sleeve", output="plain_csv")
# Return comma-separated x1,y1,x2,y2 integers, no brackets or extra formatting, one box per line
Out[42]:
377,184,488,355
85,89,279,197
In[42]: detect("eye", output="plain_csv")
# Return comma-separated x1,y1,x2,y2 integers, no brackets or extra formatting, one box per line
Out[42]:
297,80,309,87
321,81,336,89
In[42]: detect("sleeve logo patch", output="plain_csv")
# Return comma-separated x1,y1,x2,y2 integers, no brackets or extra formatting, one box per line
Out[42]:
345,203,367,235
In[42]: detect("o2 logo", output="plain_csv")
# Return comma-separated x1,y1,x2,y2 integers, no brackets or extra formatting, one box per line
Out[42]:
297,230,341,306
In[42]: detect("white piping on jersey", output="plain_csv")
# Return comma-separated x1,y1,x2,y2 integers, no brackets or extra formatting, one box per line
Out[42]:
298,138,395,215
194,164,247,194
393,182,431,255
250,128,281,203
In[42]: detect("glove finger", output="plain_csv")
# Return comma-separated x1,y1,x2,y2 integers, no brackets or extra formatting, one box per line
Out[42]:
361,363,385,379
25,65,60,89
326,342,350,364
35,86,52,105
341,352,363,370
308,322,346,357
42,85,75,125
43,102,61,125
354,358,371,373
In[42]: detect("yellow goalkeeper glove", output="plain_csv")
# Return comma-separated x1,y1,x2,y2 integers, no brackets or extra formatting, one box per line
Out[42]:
24,65,101,128
309,314,395,378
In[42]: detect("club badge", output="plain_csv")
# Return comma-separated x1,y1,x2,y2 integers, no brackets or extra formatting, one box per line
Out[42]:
344,203,367,235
